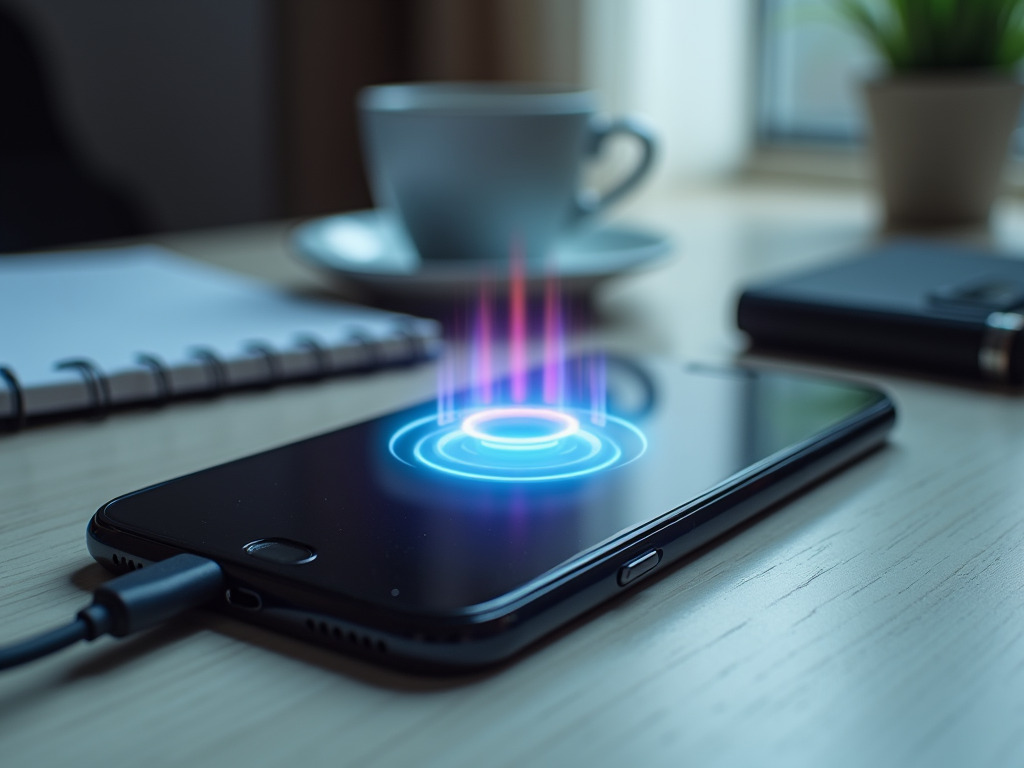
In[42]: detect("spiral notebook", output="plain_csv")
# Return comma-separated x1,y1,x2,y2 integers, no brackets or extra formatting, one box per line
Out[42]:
0,246,441,428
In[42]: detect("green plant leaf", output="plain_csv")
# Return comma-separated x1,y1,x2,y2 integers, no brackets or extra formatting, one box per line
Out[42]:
827,0,1024,70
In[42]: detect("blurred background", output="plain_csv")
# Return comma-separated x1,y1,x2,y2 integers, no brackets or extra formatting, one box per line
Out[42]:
4,0,1021,253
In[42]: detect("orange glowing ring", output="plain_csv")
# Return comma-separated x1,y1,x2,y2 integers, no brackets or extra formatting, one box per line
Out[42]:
460,407,580,447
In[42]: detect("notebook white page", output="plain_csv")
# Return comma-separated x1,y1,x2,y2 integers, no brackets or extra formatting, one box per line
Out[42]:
0,246,440,420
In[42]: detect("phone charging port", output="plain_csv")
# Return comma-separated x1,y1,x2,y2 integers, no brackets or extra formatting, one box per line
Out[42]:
225,587,262,611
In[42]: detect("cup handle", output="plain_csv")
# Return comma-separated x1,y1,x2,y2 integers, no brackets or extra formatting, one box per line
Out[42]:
575,114,657,218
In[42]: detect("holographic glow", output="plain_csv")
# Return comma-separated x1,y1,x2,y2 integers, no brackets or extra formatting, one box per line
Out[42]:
509,240,528,403
589,354,606,427
542,274,563,406
462,407,580,449
392,240,644,483
437,353,455,425
473,280,494,405
389,409,646,483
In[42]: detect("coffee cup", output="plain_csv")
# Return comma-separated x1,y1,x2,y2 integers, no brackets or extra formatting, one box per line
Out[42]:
358,83,656,264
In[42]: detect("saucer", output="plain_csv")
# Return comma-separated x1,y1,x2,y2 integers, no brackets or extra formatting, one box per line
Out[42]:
290,210,672,299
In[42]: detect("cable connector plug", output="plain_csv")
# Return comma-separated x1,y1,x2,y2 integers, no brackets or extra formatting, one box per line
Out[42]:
0,553,224,671
79,553,224,638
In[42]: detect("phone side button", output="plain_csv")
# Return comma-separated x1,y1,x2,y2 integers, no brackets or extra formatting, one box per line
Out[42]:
617,549,662,587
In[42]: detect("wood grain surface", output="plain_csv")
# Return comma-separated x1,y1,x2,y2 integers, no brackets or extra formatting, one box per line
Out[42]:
3,181,1024,767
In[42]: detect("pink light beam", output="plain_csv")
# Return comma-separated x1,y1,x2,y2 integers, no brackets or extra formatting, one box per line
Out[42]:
475,279,493,405
509,240,528,403
542,274,564,405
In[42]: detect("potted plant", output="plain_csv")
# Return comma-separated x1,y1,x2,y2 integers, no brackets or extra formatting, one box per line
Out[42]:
836,0,1024,228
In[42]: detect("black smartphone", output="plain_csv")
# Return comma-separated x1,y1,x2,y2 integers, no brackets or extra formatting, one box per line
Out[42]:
87,358,895,673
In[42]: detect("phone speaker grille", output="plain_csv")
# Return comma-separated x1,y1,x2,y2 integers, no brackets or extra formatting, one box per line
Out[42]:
305,617,387,653
110,553,143,572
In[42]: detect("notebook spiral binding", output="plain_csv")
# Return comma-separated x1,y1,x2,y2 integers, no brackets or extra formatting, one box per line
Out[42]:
2,325,438,433
0,366,27,432
347,329,383,372
55,359,112,419
135,354,172,406
245,342,283,387
394,319,428,363
294,336,331,380
190,348,229,395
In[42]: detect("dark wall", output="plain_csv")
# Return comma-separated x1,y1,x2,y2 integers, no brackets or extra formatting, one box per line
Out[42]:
276,0,417,217
0,0,278,237
0,0,542,250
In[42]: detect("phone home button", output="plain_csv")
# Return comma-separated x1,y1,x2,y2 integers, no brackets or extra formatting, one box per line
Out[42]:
617,549,662,587
244,538,317,565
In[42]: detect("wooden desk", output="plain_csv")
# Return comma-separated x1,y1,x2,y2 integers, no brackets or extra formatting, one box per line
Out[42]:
4,181,1024,767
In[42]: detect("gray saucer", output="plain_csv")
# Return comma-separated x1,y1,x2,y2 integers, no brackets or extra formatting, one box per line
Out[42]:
291,210,672,299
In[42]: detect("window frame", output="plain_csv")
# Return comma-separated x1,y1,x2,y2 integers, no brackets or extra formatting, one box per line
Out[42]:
748,0,1024,192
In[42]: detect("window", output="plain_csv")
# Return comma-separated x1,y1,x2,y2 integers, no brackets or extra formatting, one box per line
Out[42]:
757,0,877,145
756,0,1024,158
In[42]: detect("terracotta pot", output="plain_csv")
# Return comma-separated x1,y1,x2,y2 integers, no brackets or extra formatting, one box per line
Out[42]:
864,75,1024,228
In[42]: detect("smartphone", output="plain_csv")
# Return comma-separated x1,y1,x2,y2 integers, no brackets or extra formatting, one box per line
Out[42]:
87,358,895,672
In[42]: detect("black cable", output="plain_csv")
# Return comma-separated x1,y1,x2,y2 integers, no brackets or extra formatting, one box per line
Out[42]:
0,616,92,670
0,553,224,672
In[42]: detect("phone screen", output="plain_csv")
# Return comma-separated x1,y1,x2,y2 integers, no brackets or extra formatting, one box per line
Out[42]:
101,360,884,613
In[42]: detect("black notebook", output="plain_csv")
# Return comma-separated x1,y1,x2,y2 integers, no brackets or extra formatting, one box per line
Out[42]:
737,239,1024,385
0,246,441,429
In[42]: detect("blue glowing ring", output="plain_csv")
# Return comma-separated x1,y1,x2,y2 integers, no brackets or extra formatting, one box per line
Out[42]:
421,426,604,472
416,430,620,481
436,425,599,464
481,439,558,451
388,409,646,483
461,407,579,447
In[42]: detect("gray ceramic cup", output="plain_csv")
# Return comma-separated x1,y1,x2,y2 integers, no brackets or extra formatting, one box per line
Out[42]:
359,83,656,263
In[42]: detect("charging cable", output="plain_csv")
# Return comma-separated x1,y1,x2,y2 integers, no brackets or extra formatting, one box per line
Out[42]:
0,554,224,671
